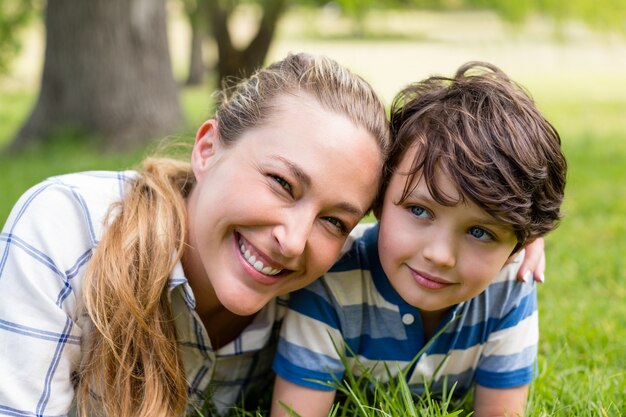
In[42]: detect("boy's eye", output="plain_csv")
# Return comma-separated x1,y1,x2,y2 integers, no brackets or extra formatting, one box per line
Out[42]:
409,205,430,219
271,175,293,195
468,227,494,241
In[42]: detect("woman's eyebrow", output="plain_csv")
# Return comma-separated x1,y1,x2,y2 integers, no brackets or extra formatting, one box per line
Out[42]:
271,155,311,187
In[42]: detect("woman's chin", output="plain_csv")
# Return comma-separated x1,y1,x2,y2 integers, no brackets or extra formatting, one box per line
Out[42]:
220,292,270,317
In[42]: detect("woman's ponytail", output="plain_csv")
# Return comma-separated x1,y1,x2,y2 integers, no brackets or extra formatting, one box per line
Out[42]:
77,158,194,417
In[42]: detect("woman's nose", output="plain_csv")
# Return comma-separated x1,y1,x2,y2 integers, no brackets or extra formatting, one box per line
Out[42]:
272,210,315,258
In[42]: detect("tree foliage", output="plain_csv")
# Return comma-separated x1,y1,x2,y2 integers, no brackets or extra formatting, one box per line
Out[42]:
0,0,37,74
291,0,626,33
465,0,626,31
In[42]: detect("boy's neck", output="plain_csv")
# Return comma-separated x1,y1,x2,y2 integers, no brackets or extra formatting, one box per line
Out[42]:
419,307,453,341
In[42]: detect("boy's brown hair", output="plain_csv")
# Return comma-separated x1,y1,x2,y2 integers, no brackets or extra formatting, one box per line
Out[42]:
373,61,567,249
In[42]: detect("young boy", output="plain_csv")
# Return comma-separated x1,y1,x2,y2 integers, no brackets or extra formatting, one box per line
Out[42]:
270,62,567,417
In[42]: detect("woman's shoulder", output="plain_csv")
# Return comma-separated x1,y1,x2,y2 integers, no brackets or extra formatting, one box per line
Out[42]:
45,170,138,197
4,170,137,245
12,170,136,206
23,170,135,207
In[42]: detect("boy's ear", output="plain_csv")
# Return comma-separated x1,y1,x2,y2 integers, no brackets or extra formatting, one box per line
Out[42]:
191,119,220,180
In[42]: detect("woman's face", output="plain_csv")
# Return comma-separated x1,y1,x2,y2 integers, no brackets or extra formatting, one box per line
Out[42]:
185,94,383,316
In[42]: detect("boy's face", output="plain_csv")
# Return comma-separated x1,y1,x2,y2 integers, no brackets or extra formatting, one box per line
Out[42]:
378,145,519,313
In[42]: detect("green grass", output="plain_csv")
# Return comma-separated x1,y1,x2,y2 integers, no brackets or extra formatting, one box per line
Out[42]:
0,90,35,145
2,28,625,416
526,131,626,416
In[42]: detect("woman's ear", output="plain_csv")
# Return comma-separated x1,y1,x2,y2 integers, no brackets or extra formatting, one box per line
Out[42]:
191,119,220,180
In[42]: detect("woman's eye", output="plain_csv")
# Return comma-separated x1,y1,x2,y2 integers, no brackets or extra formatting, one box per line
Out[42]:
468,227,494,241
409,205,430,219
323,217,348,235
272,175,292,194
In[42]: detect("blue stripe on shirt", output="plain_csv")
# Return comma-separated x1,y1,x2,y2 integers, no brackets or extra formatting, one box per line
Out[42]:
0,234,65,278
345,304,408,340
479,344,537,373
492,290,537,333
0,403,41,417
273,350,338,391
65,249,93,280
0,318,80,344
36,317,73,415
346,334,419,362
0,184,55,280
428,294,536,354
288,287,340,330
67,186,98,247
475,365,534,389
277,338,343,377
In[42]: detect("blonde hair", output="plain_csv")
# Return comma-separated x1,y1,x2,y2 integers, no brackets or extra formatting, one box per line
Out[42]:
77,53,389,417
217,52,389,154
77,158,194,417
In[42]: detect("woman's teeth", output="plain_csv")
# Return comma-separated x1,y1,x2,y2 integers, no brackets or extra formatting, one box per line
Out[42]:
239,241,282,276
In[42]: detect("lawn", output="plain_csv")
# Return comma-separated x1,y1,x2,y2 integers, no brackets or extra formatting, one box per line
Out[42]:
1,8,624,416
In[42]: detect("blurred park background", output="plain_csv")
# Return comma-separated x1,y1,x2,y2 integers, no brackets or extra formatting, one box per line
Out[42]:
1,0,625,415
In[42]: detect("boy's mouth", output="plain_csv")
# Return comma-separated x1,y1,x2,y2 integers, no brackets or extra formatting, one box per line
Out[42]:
408,267,453,290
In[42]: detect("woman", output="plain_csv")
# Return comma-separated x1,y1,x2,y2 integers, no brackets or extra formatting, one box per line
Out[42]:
0,53,389,417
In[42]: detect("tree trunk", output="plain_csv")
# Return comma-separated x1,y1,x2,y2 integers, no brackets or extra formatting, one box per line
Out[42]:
8,0,183,152
186,13,205,86
184,0,207,86
206,0,287,89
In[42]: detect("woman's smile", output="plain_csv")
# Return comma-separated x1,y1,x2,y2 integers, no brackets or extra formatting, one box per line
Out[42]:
237,232,286,279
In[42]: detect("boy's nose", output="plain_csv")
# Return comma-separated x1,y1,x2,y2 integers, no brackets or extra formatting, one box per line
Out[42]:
422,232,456,269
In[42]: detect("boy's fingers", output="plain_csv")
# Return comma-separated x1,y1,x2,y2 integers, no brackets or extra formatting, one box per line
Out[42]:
535,252,546,283
516,237,545,283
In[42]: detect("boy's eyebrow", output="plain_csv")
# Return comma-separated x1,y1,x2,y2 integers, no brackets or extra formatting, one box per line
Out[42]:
407,188,461,206
468,217,511,229
272,155,363,216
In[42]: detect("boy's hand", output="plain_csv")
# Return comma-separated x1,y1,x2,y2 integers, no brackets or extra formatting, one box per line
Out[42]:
516,237,545,284
474,384,529,417
271,376,335,417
